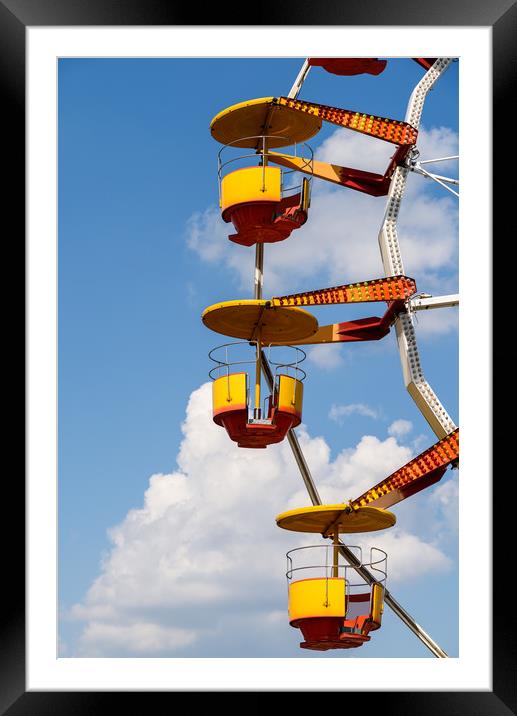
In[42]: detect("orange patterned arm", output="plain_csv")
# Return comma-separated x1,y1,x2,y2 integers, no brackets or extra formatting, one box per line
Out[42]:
351,429,459,510
277,96,418,146
271,276,416,307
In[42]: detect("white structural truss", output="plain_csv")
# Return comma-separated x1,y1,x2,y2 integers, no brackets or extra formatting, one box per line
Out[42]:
409,155,459,198
264,56,459,657
287,58,311,99
378,58,458,439
410,294,459,311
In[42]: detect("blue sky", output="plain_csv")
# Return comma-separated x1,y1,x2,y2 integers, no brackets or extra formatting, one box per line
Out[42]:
58,57,458,658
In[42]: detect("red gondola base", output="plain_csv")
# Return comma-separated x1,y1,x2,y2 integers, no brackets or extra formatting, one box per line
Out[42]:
222,194,307,247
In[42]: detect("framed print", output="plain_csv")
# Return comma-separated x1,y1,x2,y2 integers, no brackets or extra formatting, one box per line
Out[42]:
4,0,510,712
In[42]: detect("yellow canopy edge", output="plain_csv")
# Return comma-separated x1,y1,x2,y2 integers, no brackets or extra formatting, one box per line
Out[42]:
202,299,319,343
210,97,322,148
276,504,396,535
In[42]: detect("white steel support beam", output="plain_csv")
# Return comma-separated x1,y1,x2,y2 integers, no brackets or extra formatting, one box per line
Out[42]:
378,58,457,439
275,58,450,657
406,58,454,127
410,166,459,184
418,155,459,165
410,164,459,197
410,294,459,311
288,59,311,99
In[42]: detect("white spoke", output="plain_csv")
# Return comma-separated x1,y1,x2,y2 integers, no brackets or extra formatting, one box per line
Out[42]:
419,155,459,164
288,59,311,99
415,164,459,197
425,172,458,185
410,294,459,311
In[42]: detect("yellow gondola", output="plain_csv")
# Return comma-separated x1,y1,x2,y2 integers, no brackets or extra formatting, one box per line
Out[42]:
276,503,395,650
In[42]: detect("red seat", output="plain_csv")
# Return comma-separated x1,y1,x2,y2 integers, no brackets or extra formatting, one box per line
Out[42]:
291,597,378,651
295,617,345,650
214,404,301,449
301,638,367,651
294,617,369,651
308,58,387,76
223,193,308,247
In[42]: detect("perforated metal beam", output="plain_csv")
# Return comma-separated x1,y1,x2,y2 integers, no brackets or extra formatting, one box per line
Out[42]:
258,60,451,659
377,58,457,439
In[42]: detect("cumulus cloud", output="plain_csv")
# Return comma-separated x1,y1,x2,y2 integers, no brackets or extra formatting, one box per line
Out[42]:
329,402,379,424
388,419,413,437
319,434,413,505
411,305,459,338
316,128,396,174
365,530,452,582
68,383,456,657
186,126,458,315
79,622,197,657
412,125,458,176
306,343,345,370
429,476,459,536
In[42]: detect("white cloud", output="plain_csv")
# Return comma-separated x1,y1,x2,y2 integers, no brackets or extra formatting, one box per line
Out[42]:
68,383,456,656
329,402,379,424
411,305,459,338
413,125,458,176
316,128,396,174
410,433,429,454
58,636,68,656
397,193,457,274
320,434,413,504
367,530,452,582
388,419,412,438
306,343,345,370
185,207,228,263
429,476,459,536
79,622,196,657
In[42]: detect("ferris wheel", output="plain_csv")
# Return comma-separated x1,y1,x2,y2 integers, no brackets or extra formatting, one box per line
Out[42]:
201,57,459,656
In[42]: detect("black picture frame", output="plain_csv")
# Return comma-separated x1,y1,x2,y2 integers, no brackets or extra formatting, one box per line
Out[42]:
7,0,508,712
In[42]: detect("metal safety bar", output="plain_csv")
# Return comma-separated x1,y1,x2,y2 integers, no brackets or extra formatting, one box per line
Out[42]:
217,134,314,202
286,544,387,586
208,341,307,382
